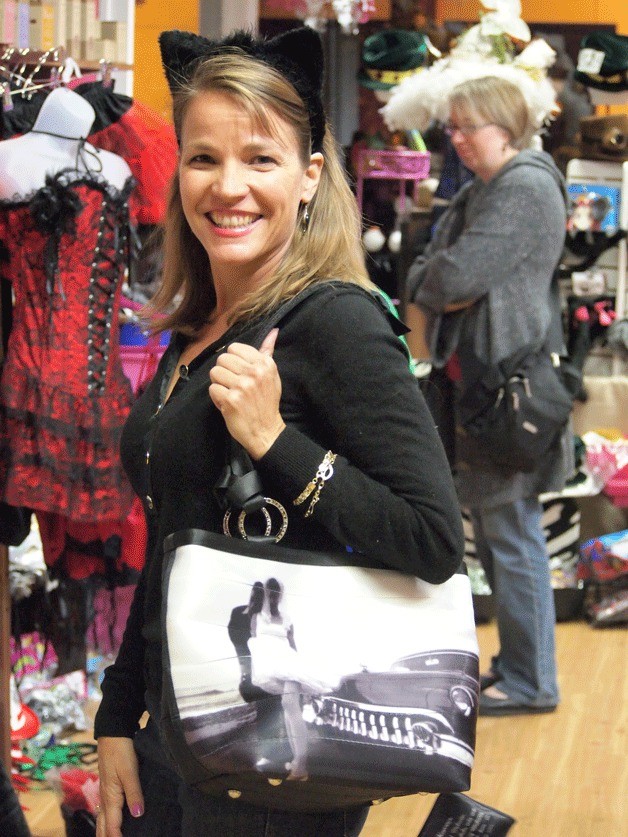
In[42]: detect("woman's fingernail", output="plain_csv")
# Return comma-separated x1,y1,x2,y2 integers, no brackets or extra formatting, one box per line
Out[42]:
131,804,144,818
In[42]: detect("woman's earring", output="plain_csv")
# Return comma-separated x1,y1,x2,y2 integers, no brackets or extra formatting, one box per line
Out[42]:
301,204,310,233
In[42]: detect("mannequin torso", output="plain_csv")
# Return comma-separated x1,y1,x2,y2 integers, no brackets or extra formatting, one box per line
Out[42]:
0,87,131,199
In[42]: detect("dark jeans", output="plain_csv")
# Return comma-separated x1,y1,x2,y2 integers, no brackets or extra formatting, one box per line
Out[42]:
120,719,369,837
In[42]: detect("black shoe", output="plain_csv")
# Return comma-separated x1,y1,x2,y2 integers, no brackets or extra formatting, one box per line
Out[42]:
480,670,500,691
479,693,558,717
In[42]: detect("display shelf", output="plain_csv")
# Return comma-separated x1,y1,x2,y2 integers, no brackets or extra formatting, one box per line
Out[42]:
566,159,628,376
0,0,135,95
259,0,391,21
0,44,131,71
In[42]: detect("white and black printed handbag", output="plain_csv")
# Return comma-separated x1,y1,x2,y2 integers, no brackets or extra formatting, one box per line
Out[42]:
161,527,480,812
161,478,480,811
159,290,480,812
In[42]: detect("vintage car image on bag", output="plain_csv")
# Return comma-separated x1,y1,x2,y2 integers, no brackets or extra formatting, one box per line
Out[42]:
305,649,478,768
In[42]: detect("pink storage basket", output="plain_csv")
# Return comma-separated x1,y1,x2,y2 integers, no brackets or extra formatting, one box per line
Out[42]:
355,148,431,214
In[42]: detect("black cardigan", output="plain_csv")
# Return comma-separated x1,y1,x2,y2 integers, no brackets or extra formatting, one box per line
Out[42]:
94,282,464,738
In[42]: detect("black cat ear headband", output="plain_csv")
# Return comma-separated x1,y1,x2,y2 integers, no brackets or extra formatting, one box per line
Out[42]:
158,27,326,153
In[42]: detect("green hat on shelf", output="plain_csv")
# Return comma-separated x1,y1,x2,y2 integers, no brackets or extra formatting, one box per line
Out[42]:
574,32,628,92
358,29,427,91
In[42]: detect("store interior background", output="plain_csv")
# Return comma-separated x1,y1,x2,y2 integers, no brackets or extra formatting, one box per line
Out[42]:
117,2,628,832
2,1,627,834
133,1,628,132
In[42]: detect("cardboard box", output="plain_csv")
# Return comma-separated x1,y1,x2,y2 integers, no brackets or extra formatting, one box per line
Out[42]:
53,0,66,46
65,0,79,38
100,18,125,63
0,0,17,43
79,0,99,59
29,1,54,50
15,1,30,48
65,0,80,56
83,35,116,61
80,0,97,36
65,34,80,57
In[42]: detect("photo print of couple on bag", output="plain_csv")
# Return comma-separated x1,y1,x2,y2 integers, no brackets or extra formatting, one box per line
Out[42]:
163,546,479,795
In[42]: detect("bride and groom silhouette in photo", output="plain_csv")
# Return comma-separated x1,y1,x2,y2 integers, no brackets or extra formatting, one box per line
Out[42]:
227,577,311,781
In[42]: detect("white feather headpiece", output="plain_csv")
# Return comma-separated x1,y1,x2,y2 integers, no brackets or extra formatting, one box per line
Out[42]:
381,2,557,135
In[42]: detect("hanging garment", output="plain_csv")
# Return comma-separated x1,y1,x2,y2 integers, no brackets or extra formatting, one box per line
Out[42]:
0,89,48,140
82,82,178,225
0,171,136,524
35,494,146,581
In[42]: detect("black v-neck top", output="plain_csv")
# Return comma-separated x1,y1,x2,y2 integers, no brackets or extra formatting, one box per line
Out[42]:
94,282,464,738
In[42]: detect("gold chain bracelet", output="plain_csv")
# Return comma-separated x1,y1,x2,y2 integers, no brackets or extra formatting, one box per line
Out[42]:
293,451,337,518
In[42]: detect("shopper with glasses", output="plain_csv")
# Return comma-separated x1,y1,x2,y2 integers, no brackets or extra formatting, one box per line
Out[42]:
407,75,573,717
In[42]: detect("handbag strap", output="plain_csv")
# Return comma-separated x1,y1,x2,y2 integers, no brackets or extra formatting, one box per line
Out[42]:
495,268,568,383
214,282,413,536
213,283,328,522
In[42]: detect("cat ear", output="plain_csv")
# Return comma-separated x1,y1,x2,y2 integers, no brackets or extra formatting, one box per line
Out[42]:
159,27,324,96
266,27,324,94
158,30,215,93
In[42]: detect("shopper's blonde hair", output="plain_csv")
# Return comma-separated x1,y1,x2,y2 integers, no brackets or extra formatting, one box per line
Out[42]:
449,76,533,150
148,51,371,335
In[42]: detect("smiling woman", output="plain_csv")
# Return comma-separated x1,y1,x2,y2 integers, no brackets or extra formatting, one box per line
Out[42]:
92,26,465,837
177,90,323,297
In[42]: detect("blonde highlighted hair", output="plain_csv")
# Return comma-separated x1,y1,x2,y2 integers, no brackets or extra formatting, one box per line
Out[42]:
147,50,371,335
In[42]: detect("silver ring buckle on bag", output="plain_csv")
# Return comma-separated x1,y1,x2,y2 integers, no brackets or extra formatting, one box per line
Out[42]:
223,497,288,543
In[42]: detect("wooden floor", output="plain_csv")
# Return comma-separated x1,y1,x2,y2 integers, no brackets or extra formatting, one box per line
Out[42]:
19,619,627,837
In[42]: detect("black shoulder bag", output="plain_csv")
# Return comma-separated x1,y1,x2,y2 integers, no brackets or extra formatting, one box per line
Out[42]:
458,273,583,476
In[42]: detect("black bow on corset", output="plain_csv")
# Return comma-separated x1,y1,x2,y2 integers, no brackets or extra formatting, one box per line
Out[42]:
30,174,84,296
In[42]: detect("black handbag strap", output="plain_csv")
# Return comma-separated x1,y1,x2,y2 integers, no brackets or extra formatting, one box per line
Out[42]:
213,283,329,517
213,281,413,522
493,268,568,383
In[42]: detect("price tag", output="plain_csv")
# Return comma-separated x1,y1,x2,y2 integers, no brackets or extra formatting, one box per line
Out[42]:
577,48,605,74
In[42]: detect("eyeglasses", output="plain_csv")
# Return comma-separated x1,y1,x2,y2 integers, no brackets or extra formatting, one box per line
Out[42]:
444,121,497,137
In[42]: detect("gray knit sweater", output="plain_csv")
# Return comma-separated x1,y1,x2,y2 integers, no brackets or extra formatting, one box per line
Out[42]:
408,149,569,369
407,149,574,508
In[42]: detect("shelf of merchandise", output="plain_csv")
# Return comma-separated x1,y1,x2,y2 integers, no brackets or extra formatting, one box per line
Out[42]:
565,158,628,376
1,1,134,95
92,0,135,95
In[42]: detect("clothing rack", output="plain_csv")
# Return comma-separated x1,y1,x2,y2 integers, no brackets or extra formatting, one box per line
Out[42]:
0,47,102,773
0,44,70,777
0,294,7,769
1,544,9,772
1,44,120,107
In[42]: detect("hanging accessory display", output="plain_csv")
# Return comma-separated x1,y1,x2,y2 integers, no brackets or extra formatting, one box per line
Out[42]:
357,29,428,94
159,287,480,813
574,32,628,93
